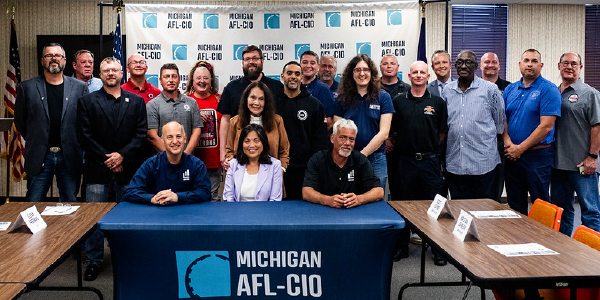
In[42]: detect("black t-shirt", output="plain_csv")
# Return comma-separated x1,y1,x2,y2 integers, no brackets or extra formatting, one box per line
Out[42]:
390,89,448,155
46,81,64,148
495,78,511,92
381,78,410,99
216,74,283,117
303,149,381,196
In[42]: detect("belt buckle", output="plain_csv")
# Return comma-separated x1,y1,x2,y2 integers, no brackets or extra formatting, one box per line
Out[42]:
49,147,61,153
415,153,423,160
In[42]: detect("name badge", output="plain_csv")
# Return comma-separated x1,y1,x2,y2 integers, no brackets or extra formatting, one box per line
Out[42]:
568,94,578,102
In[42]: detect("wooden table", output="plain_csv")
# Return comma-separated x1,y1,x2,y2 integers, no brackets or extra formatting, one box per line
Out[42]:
0,283,26,300
0,202,115,299
388,199,600,300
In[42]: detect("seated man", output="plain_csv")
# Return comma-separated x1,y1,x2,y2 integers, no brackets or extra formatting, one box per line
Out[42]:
302,118,383,208
125,121,211,205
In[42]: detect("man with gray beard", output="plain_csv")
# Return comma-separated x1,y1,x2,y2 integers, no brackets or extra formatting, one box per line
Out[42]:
15,42,88,202
302,118,383,208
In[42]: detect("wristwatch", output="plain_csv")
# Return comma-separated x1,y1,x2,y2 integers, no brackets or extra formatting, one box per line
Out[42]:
589,153,598,159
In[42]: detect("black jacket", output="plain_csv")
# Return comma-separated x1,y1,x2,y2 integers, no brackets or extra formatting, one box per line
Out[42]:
276,87,328,169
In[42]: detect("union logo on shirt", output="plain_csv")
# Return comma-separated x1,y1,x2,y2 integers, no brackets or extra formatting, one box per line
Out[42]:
424,106,435,115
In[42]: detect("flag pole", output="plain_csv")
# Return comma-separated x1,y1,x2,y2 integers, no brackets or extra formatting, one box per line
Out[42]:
4,5,14,204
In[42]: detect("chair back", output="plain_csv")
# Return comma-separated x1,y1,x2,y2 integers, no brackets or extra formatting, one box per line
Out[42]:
573,225,600,252
528,199,564,231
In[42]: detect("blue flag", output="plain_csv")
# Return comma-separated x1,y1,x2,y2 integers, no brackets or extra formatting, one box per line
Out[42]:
417,17,427,63
113,13,125,83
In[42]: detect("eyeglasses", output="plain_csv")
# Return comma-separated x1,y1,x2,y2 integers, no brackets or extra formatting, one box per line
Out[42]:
353,68,371,74
560,61,580,68
243,57,261,62
101,68,122,74
128,60,147,66
455,59,476,67
43,54,65,60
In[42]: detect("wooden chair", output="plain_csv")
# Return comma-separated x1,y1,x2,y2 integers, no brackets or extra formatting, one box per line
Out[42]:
528,199,564,231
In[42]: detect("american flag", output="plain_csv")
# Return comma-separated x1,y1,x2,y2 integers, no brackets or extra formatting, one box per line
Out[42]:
1,19,25,181
113,13,125,84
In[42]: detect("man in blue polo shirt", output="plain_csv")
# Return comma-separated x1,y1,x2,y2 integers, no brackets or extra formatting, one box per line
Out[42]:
503,49,561,215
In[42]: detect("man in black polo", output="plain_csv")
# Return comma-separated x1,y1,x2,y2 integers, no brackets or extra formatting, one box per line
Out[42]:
390,61,448,265
302,118,383,208
216,45,283,167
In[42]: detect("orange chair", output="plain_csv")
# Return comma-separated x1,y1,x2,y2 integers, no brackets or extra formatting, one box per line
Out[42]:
528,199,564,231
573,225,600,251
551,226,600,300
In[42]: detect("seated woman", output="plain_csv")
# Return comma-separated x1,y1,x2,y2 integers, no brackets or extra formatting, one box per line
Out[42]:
224,81,289,171
223,124,282,201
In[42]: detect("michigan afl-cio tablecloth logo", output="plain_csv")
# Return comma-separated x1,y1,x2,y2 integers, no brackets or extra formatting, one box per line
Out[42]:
176,251,231,298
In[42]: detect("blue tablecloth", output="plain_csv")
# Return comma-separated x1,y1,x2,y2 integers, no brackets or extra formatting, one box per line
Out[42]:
99,200,403,300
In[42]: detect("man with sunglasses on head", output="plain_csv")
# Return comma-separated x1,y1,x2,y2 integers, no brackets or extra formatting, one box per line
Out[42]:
217,45,283,169
121,54,161,104
15,42,88,202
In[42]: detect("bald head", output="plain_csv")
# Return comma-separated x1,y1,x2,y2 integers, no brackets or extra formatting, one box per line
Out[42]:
480,52,500,80
408,61,429,87
161,121,186,157
126,54,148,77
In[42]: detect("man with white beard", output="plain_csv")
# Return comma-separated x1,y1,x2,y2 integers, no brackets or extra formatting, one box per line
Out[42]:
302,118,383,208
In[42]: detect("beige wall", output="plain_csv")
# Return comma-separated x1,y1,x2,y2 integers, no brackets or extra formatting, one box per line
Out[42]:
0,1,590,198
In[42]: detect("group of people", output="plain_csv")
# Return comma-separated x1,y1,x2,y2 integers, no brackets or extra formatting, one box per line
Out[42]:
13,42,600,281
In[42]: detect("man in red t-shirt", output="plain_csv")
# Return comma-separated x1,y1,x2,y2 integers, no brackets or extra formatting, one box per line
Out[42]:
121,54,161,104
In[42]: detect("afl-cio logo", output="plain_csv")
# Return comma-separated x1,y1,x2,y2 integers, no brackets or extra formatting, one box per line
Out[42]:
176,251,231,298
297,110,308,121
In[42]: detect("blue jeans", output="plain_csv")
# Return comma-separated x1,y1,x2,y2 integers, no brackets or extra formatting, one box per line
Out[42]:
551,169,600,236
367,151,387,191
505,147,553,215
26,151,79,202
84,180,126,266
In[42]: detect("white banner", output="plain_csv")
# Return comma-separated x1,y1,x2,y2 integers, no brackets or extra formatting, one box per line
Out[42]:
125,1,419,92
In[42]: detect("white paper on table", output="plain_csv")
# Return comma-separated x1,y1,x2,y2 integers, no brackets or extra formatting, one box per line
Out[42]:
487,243,559,257
469,210,521,219
0,222,11,231
41,205,80,216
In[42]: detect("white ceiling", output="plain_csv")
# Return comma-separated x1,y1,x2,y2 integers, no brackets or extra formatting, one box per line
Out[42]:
436,0,592,4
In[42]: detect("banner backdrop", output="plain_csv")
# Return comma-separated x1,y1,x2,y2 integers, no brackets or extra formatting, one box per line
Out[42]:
125,1,419,93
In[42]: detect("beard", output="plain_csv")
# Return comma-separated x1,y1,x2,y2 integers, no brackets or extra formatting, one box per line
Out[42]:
45,62,65,75
320,72,333,81
243,64,263,81
338,147,352,158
